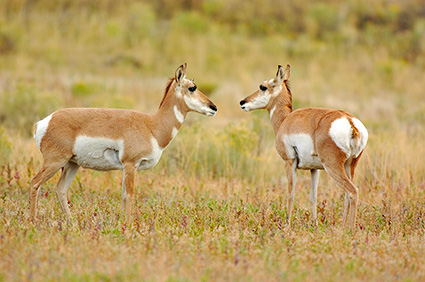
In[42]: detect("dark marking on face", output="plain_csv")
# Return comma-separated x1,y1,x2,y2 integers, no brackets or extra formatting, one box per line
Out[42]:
259,85,267,92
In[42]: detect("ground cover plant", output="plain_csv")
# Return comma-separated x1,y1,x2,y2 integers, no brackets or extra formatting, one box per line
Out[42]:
1,0,425,281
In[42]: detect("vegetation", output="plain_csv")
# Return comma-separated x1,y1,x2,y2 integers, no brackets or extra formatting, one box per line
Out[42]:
1,0,425,281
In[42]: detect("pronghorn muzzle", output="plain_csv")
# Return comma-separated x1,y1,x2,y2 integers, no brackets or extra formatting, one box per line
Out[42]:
239,99,249,111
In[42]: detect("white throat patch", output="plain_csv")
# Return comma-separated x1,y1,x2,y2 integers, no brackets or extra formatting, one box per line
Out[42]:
174,105,185,123
269,106,276,119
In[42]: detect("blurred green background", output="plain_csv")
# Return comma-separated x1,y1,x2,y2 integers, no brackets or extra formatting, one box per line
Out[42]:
0,0,424,182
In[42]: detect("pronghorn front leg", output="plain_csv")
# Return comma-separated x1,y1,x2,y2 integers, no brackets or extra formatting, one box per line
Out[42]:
122,163,136,224
310,169,319,226
284,159,297,226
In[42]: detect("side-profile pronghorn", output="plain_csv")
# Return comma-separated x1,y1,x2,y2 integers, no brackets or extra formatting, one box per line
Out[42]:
240,65,368,230
30,63,217,222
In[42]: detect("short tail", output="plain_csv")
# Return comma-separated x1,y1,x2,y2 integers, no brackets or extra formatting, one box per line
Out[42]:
349,117,368,158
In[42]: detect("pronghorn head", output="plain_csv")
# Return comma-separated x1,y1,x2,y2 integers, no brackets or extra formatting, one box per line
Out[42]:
174,63,217,116
240,64,290,112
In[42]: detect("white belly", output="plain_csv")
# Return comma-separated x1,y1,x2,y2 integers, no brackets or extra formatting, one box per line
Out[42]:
71,136,164,171
283,133,323,170
72,136,124,171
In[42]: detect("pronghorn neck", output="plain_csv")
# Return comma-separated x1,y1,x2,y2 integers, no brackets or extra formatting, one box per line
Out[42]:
267,91,292,135
152,80,188,148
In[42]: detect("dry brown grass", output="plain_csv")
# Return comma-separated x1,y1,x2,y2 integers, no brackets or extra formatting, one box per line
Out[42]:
1,1,425,281
1,163,425,281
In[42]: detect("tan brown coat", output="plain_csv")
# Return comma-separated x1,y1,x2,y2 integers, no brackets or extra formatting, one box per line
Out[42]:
240,65,368,230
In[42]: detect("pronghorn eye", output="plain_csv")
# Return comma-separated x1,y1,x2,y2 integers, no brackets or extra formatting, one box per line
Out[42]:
259,85,267,92
188,85,197,92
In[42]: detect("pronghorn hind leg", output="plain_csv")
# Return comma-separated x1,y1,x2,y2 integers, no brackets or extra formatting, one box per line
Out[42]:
55,162,79,219
122,163,136,225
342,159,352,226
350,151,363,180
30,159,69,221
310,169,319,226
342,152,364,226
284,159,297,227
342,192,349,227
323,160,359,231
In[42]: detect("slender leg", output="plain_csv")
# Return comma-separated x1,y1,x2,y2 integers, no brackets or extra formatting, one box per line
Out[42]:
342,193,349,226
30,159,69,221
323,161,359,231
310,169,319,225
349,151,363,180
55,162,79,219
342,160,352,226
122,163,136,224
284,159,297,226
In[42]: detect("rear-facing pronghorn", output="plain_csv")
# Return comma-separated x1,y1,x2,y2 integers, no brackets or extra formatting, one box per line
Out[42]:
30,63,217,222
240,65,368,230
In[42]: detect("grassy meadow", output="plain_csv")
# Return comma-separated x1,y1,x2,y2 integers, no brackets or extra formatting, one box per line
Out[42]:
1,0,425,281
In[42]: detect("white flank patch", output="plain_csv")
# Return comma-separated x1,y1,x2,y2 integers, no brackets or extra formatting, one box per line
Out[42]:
351,118,368,157
35,113,53,148
329,118,352,157
174,105,185,123
72,136,124,171
269,106,276,119
137,136,164,170
283,133,323,169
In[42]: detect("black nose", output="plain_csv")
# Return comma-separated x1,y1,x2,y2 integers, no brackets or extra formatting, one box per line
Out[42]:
240,100,246,106
210,104,217,112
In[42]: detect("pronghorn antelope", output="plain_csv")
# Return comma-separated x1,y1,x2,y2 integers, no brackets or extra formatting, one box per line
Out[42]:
239,65,368,230
30,63,217,222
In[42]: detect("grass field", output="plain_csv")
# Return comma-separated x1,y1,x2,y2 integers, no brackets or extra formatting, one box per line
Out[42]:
1,0,425,281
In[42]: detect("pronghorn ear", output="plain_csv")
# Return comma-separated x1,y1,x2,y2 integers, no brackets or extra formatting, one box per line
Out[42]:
274,64,290,85
283,64,290,82
175,63,187,85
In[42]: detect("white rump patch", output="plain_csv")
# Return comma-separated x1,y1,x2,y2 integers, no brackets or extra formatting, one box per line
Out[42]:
35,113,53,148
351,118,368,157
72,136,124,171
329,117,368,158
174,105,184,123
329,118,352,157
283,133,323,169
